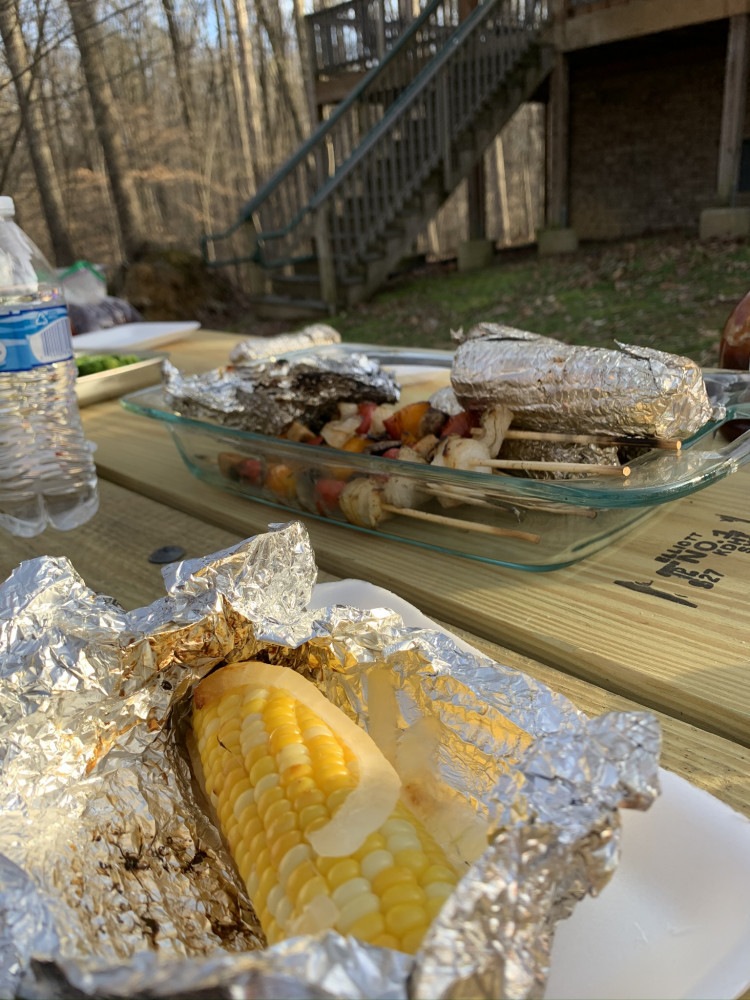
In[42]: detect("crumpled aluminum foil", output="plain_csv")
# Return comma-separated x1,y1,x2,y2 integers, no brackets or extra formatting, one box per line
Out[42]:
161,351,399,437
498,438,621,480
0,521,661,1000
228,324,342,365
451,323,719,438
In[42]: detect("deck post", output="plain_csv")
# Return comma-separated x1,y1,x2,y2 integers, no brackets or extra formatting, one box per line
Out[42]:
700,13,750,238
539,46,578,254
545,49,569,229
376,0,386,60
314,203,338,306
458,0,492,267
717,14,750,206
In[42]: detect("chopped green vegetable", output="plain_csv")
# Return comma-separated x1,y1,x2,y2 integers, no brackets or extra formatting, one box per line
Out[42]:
76,354,143,376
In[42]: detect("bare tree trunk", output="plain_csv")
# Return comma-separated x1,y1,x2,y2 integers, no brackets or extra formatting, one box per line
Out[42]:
252,5,273,169
292,0,316,131
66,0,147,260
161,0,195,134
256,0,304,144
217,0,255,195
231,0,264,186
0,0,76,264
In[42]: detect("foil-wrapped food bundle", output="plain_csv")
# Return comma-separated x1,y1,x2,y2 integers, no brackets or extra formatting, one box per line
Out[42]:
451,324,715,439
162,349,399,438
0,522,661,1000
228,324,342,366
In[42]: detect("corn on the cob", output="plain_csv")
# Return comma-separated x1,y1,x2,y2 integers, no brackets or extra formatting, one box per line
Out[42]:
191,661,461,953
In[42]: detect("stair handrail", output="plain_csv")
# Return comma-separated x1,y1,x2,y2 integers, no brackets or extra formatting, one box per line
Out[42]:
306,0,550,274
200,0,457,268
310,0,549,210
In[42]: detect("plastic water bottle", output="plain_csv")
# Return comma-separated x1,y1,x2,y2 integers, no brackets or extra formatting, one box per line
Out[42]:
0,196,98,537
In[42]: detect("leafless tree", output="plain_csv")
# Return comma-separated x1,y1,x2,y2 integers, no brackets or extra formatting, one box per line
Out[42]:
66,0,147,259
0,0,76,263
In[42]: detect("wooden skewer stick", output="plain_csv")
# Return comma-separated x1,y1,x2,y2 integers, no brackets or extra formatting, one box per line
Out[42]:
468,458,630,477
503,429,682,451
424,483,597,517
381,503,541,543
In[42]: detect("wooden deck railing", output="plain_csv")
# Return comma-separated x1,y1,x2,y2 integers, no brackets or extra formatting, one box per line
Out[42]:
248,0,460,268
311,0,550,283
306,0,409,77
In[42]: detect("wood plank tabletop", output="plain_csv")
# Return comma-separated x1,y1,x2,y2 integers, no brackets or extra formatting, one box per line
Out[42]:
0,478,244,611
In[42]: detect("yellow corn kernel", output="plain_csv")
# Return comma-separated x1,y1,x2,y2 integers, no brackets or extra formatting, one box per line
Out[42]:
286,858,320,899
394,848,429,877
324,858,360,889
326,786,354,813
266,810,298,842
337,892,380,933
381,882,427,911
371,865,418,896
371,932,400,950
296,874,329,909
401,924,431,955
348,911,386,943
385,903,428,938
331,875,370,908
420,863,457,886
360,848,395,881
269,829,304,869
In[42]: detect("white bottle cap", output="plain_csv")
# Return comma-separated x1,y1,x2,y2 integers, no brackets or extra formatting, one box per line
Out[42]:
0,196,15,217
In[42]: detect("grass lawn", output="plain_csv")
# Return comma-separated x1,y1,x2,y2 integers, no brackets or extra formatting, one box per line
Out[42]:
328,231,750,366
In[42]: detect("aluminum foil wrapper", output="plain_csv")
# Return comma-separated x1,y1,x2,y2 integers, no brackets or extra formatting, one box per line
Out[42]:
498,439,621,480
452,323,718,438
228,325,342,365
0,521,660,1000
161,351,399,437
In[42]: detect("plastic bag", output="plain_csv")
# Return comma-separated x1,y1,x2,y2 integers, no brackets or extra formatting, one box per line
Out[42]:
59,261,143,335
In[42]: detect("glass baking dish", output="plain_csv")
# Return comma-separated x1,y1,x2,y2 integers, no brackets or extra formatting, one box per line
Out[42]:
121,347,750,571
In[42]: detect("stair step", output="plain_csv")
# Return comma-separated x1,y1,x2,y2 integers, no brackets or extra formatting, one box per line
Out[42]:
271,272,322,299
248,294,333,322
292,257,319,277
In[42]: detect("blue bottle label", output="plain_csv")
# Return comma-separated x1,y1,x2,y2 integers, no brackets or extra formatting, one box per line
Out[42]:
0,305,74,372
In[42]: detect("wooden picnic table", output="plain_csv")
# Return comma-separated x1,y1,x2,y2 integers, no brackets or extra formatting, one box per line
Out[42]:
1,327,749,997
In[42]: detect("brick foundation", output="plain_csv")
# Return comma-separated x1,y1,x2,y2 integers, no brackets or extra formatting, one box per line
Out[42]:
567,22,727,240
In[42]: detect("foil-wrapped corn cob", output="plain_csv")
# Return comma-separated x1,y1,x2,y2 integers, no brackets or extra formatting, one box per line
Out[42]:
451,324,714,439
192,661,461,954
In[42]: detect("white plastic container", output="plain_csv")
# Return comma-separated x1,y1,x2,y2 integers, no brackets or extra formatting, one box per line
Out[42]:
0,196,98,536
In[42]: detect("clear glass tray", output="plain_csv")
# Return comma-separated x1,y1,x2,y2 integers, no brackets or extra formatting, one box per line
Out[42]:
121,346,750,571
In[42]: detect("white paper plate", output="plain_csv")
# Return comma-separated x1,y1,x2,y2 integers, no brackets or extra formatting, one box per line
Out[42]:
309,579,750,1000
72,321,200,352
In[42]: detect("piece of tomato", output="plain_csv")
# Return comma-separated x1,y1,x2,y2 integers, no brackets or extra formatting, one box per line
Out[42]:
381,447,401,459
439,410,480,438
217,452,244,480
314,478,346,515
357,401,378,435
237,458,262,484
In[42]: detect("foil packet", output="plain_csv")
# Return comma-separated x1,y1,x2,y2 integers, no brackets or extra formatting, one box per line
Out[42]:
0,522,660,1000
451,323,718,438
161,350,399,437
228,324,342,365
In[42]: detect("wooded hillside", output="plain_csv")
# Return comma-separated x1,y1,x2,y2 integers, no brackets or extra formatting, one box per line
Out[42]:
0,0,544,286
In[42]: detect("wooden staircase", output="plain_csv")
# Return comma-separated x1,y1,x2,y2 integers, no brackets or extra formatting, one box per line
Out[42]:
201,0,553,319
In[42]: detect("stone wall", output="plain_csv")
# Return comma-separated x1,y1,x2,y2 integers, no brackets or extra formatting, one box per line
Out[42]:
568,21,727,240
